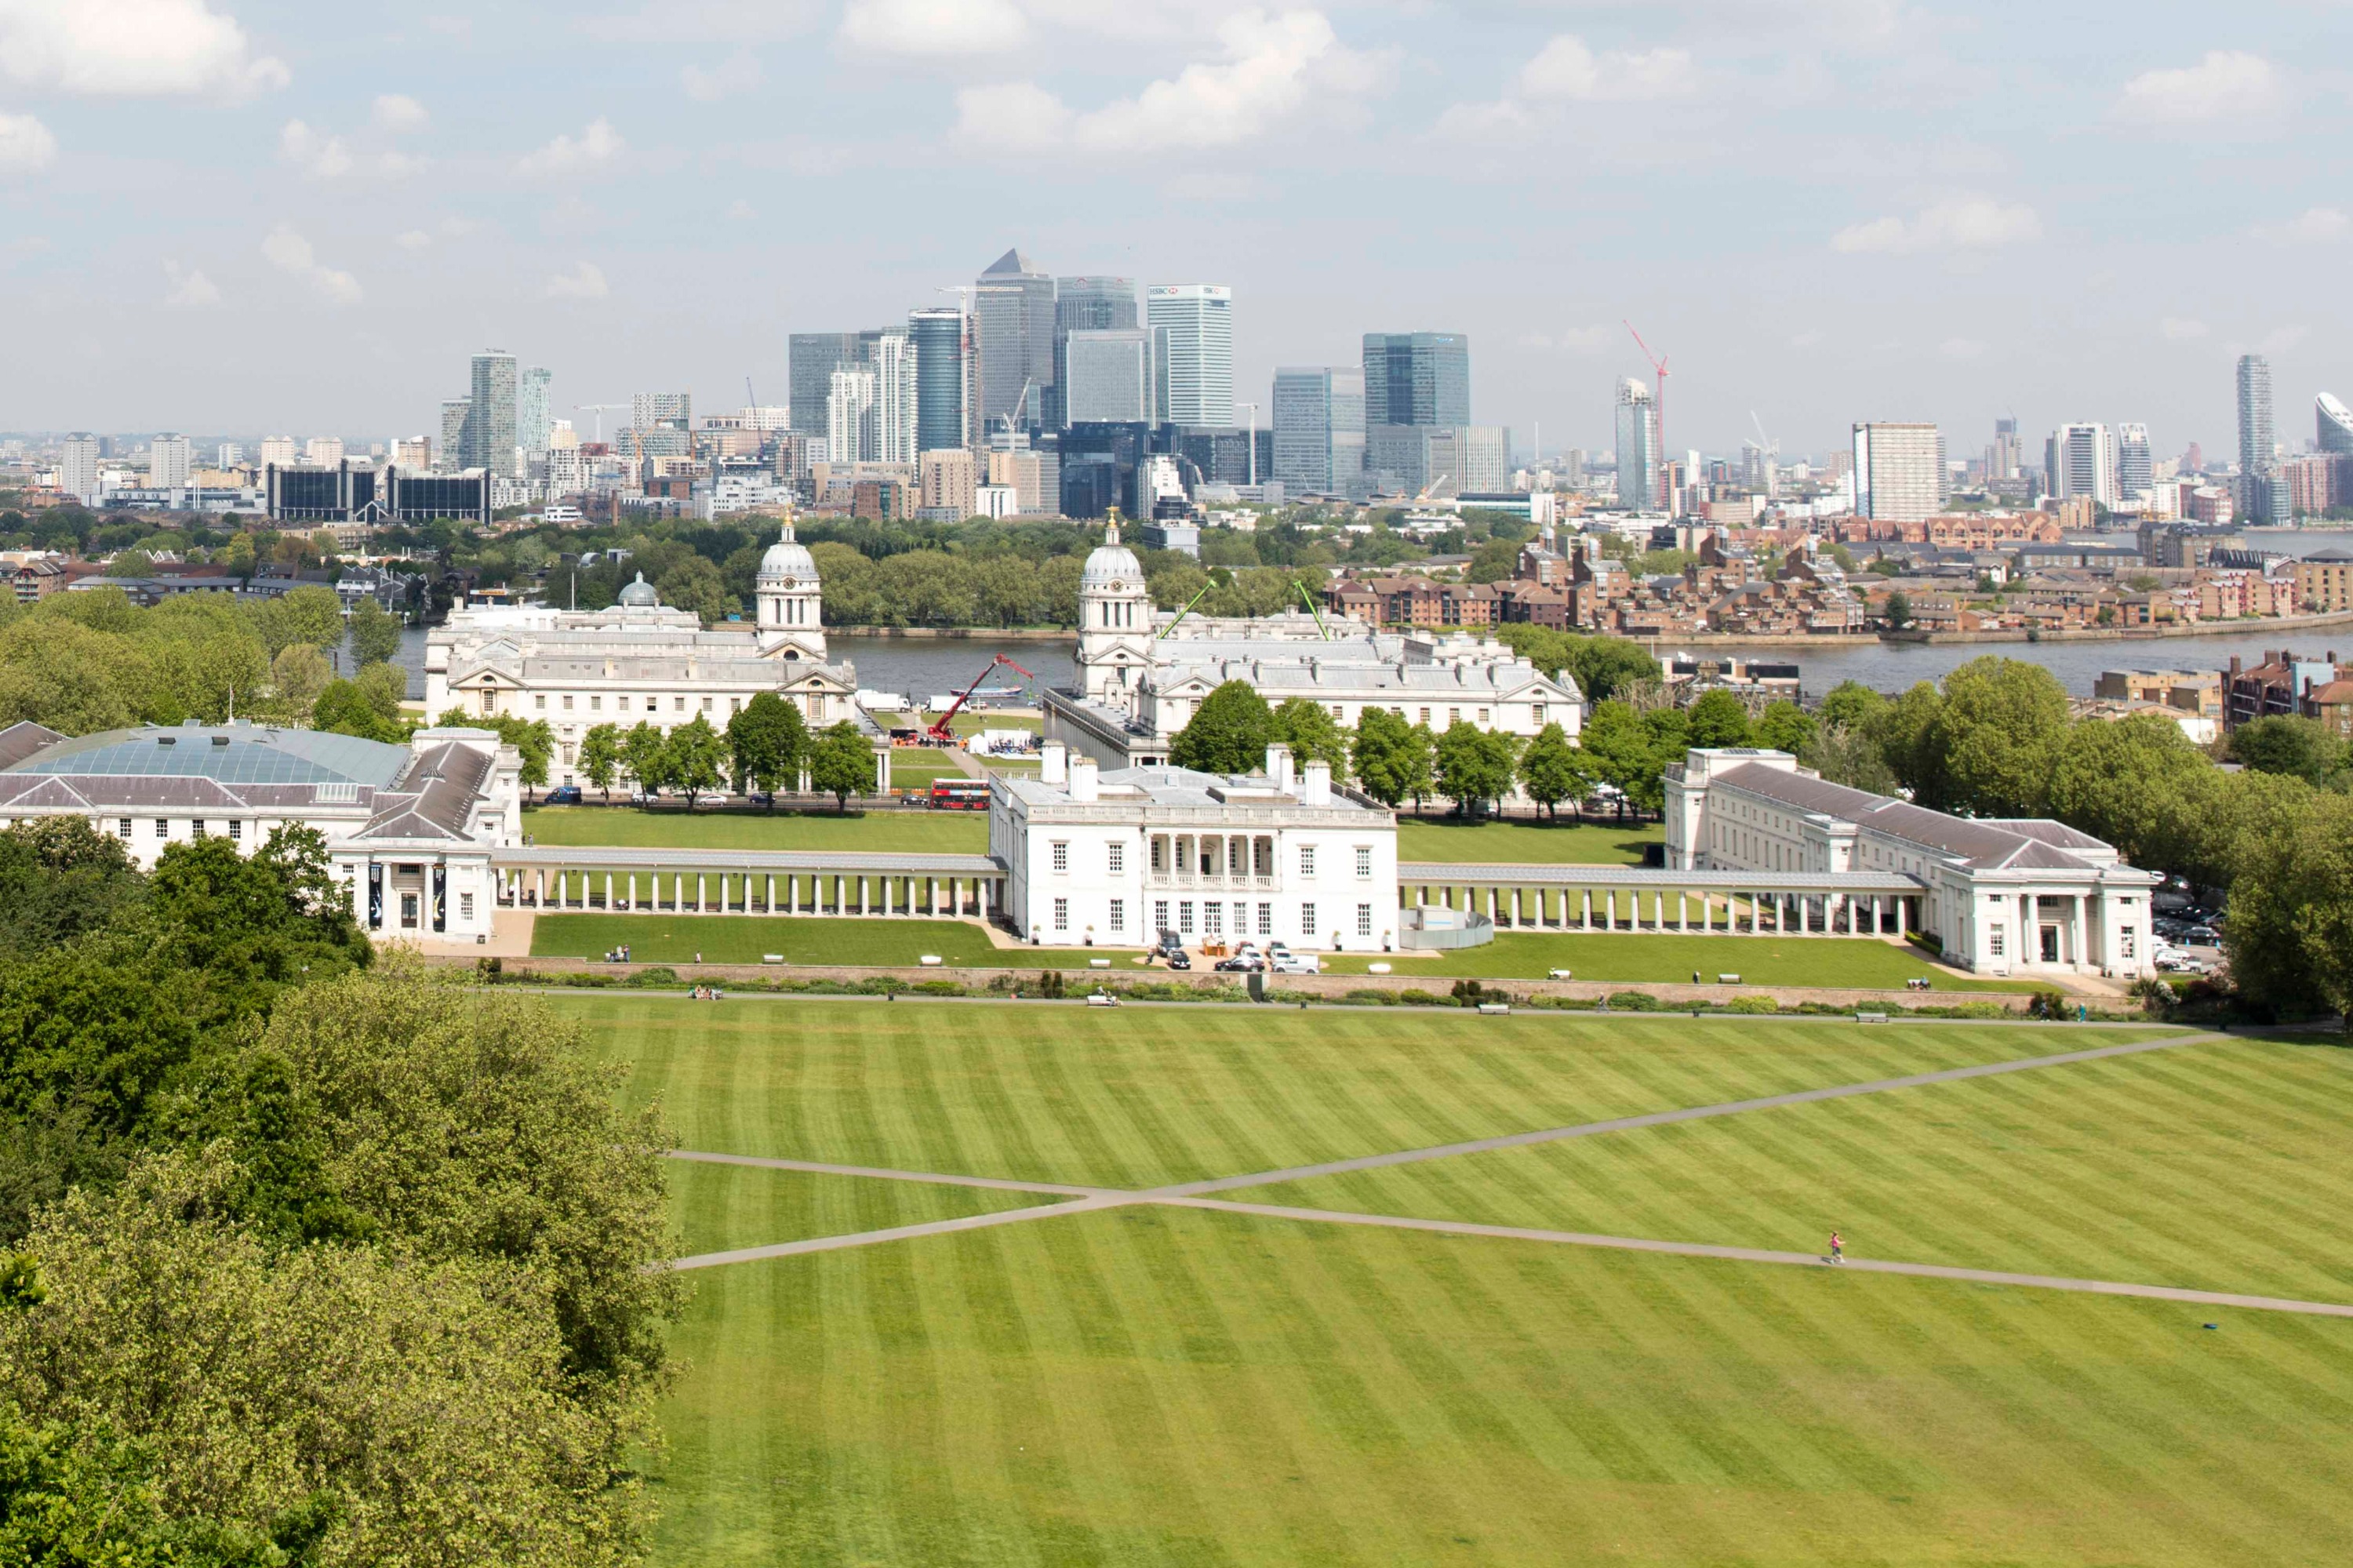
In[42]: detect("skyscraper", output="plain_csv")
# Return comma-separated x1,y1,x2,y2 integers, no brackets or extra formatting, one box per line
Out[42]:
908,307,969,455
1145,284,1233,427
1613,378,1657,510
2115,423,2152,501
1271,366,1366,495
1064,331,1155,424
1362,333,1470,428
827,366,878,464
872,330,918,464
2238,353,2286,522
1852,423,1945,522
2318,392,2353,455
59,432,99,501
465,349,518,474
1991,416,2021,480
438,401,470,469
973,249,1054,435
147,432,191,488
518,366,552,455
791,332,886,437
2049,422,2118,506
1052,278,1136,427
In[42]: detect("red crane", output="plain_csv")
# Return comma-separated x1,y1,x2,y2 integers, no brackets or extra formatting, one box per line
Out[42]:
926,653,1036,746
1624,319,1669,511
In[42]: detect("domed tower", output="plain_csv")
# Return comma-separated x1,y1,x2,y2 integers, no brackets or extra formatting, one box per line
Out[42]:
1077,512,1152,704
616,572,660,609
755,514,827,660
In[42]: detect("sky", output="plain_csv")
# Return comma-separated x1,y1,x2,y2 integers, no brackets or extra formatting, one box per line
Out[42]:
0,0,2347,464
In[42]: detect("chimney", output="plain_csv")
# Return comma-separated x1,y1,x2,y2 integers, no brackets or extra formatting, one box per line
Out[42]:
1302,759,1332,806
1042,740,1067,786
1267,743,1294,793
1068,754,1099,802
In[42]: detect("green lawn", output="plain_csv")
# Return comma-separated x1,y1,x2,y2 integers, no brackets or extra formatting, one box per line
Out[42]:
880,750,970,787
531,914,1142,970
521,805,987,853
1396,816,1662,864
541,997,2353,1566
1242,1035,2353,1304
1324,931,2030,990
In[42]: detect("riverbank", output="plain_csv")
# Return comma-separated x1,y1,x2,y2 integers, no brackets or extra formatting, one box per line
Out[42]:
831,624,1076,641
1882,607,2353,647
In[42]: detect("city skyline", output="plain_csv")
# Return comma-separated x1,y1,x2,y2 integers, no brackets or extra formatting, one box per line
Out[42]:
0,2,2344,455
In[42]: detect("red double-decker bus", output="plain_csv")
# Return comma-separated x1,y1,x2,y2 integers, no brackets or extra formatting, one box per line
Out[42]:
929,779,990,810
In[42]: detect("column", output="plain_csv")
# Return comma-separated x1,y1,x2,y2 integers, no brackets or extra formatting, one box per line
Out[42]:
859,876,869,915
604,872,613,911
1582,890,1592,932
1895,896,1907,940
978,879,991,921
2072,892,2087,970
1653,891,1665,930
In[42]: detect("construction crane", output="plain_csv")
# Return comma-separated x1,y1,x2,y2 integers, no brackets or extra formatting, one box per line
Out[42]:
927,653,1036,746
1293,579,1332,641
1156,583,1210,639
575,403,627,442
999,374,1034,438
1624,320,1669,510
745,375,758,412
1413,472,1450,503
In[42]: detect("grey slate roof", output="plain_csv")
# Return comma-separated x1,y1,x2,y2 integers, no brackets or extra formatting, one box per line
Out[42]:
1712,761,2100,871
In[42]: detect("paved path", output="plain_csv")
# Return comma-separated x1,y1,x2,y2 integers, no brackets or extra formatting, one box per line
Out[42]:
660,1028,2353,1317
1156,1033,2200,1198
1158,1197,2353,1319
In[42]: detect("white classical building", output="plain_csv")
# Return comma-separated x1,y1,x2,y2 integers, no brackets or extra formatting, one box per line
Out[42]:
1045,520,1582,771
1664,748,2158,977
993,740,1400,951
0,719,522,944
426,520,867,784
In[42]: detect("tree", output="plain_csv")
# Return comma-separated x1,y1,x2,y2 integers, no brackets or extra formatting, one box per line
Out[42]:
1882,591,1914,628
2229,715,2346,787
1433,722,1518,815
620,722,672,799
2226,791,2353,1029
247,585,344,658
1350,708,1431,809
1580,700,1664,819
1515,722,1596,820
807,721,874,809
726,693,806,802
1566,638,1661,704
1801,722,1900,795
1684,689,1754,748
577,723,624,802
664,715,728,806
1752,699,1817,755
2046,714,2212,870
1268,698,1351,784
344,598,402,668
1169,681,1274,775
1867,681,1947,803
1817,679,1886,733
265,644,333,725
1926,657,2070,817
656,556,736,624
311,678,404,743
1464,538,1518,584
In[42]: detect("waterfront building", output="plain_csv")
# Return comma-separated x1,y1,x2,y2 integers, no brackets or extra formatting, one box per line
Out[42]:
1614,379,1658,509
826,366,878,465
1144,284,1232,427
2238,354,2286,523
1052,277,1138,427
0,719,522,944
1852,422,1945,522
518,366,552,457
872,330,918,464
790,332,885,438
464,350,518,475
995,740,1399,951
2318,392,2353,455
2048,422,2117,507
909,307,969,453
1272,366,1366,496
1664,747,2158,978
2116,423,2153,502
1045,520,1582,771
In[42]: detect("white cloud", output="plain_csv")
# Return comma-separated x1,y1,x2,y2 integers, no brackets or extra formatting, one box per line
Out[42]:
1517,35,1696,103
2159,316,2209,340
0,0,289,99
1829,195,2040,254
587,0,821,43
395,228,431,250
278,118,351,178
2115,51,2275,126
0,111,57,173
161,257,219,307
2257,206,2348,245
839,0,1026,56
955,9,1382,155
2259,323,2308,355
1522,324,1617,354
260,224,362,305
682,50,764,100
372,93,428,131
517,118,624,176
1939,336,1986,360
545,260,608,300
725,197,755,219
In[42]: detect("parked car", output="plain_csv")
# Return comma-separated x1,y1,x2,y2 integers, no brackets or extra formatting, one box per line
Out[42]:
543,784,583,805
1213,953,1264,973
1270,952,1321,974
1164,951,1192,971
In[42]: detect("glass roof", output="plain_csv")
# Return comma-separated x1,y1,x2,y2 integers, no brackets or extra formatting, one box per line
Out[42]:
9,725,410,788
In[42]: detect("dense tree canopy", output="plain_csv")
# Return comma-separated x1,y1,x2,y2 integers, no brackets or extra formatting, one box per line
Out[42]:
1169,682,1274,775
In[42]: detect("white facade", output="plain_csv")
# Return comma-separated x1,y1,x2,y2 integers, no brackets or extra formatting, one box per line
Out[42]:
2050,421,2118,506
427,522,856,786
995,741,1399,951
1145,283,1234,427
58,433,100,502
827,366,877,465
147,433,192,488
1852,422,1945,522
1663,748,2157,977
1049,522,1582,771
0,721,522,945
872,331,918,464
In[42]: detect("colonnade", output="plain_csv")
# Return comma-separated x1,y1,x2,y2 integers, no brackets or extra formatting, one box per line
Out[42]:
1401,880,1915,938
498,865,996,922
